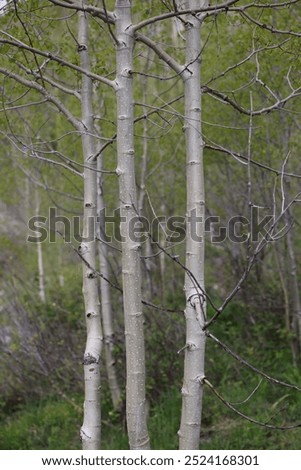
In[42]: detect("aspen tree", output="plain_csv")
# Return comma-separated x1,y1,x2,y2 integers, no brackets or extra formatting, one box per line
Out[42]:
115,0,150,450
35,188,46,304
178,0,208,450
78,6,103,449
97,154,122,410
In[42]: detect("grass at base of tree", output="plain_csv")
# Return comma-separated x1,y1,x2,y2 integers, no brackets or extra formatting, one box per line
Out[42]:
0,379,300,450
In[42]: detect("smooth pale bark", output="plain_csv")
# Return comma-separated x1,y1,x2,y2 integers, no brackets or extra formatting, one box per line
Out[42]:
280,116,301,360
159,203,167,302
97,155,122,410
285,209,301,357
138,63,154,299
35,188,46,304
178,0,207,450
274,245,297,366
115,0,150,450
78,8,103,450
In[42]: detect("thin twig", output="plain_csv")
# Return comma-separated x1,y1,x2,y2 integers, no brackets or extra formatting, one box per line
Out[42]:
205,142,301,180
207,332,301,392
59,231,183,314
204,378,301,430
230,380,263,406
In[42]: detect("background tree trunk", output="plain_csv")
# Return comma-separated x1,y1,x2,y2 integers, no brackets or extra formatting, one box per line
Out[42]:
285,208,301,359
97,152,122,410
35,188,46,304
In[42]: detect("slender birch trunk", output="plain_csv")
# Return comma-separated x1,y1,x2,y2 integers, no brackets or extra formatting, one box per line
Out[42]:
280,116,301,359
285,209,301,357
115,0,150,450
138,61,153,299
159,202,167,302
178,0,207,450
274,245,297,366
97,155,122,410
35,188,46,304
78,8,103,450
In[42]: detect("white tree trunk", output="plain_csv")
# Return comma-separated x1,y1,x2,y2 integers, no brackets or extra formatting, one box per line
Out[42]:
274,245,297,366
138,67,154,298
280,116,301,359
35,188,46,304
285,209,301,355
115,0,150,450
97,154,122,410
178,0,207,450
78,7,103,450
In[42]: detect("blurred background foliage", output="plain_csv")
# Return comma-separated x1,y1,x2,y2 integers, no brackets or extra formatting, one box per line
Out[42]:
0,0,301,449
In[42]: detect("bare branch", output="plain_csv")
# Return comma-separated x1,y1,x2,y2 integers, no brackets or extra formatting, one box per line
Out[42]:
15,60,81,99
203,85,301,116
136,33,187,78
207,332,301,392
240,10,301,37
254,44,279,102
2,128,83,178
46,0,115,24
133,0,241,32
0,99,48,112
0,66,81,130
132,200,216,313
13,0,46,87
204,378,301,430
205,192,301,328
14,159,83,201
205,39,290,87
0,37,116,89
29,150,83,177
280,151,291,213
230,380,263,405
101,0,118,45
94,94,185,159
205,142,301,180
236,0,301,10
71,234,182,314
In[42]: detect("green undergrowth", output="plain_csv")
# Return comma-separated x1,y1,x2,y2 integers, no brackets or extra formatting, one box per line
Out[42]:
1,377,300,450
0,397,82,450
1,289,300,450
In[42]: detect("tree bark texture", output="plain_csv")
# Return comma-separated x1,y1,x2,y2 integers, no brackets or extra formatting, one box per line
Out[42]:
179,0,207,450
115,0,150,450
97,153,122,410
78,7,103,450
